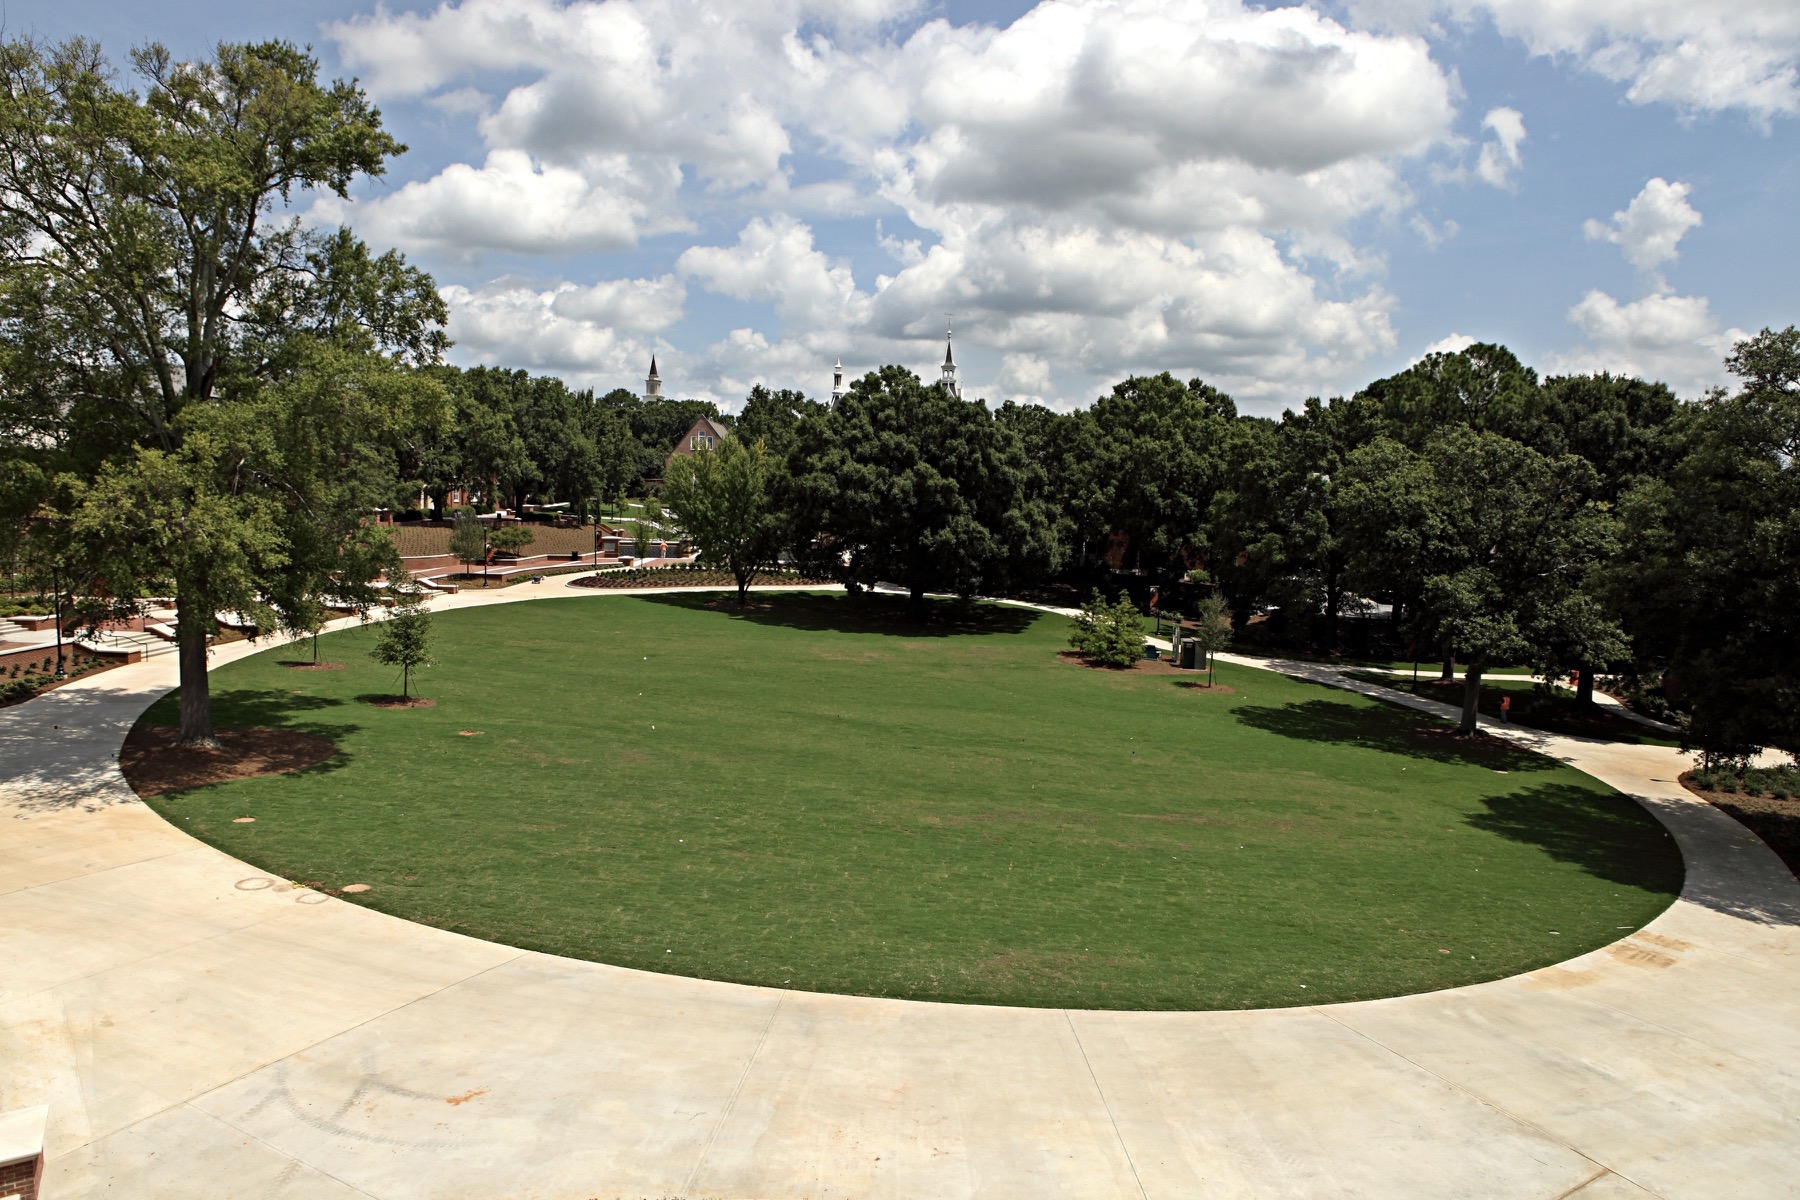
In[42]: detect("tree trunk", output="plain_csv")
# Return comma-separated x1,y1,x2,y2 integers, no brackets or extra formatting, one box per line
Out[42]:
1459,664,1485,736
175,598,217,749
909,583,926,621
402,663,410,700
1440,650,1455,682
736,567,750,606
1576,664,1595,706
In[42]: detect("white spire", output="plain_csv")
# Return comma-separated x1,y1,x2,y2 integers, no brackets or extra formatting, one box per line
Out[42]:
831,357,846,406
940,316,960,398
644,354,663,400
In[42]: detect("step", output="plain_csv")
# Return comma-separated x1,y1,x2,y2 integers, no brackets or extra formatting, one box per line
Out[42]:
0,618,26,638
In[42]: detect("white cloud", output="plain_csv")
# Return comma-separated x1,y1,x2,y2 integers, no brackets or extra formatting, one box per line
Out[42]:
439,274,687,387
326,0,1480,406
1409,213,1460,247
1548,289,1748,397
1416,332,1477,361
1583,177,1703,275
1475,107,1526,188
1349,0,1800,119
311,149,689,257
678,216,872,330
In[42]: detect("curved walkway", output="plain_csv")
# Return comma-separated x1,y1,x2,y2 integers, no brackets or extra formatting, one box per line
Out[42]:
3,582,1798,1198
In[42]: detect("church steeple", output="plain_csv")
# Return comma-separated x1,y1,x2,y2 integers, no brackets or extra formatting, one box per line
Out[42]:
830,357,846,406
939,319,960,399
644,354,663,401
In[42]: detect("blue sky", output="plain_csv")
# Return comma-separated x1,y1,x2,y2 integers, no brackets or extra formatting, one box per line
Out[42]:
8,0,1796,413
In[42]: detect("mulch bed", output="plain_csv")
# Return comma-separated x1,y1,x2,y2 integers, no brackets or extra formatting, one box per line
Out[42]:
574,570,836,591
279,661,346,670
1056,650,1228,689
1680,774,1800,879
120,725,337,798
365,696,437,709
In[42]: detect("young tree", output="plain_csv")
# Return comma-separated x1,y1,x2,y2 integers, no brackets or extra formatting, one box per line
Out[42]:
659,435,785,604
487,523,535,560
370,593,432,700
279,592,331,664
1069,591,1145,668
1189,594,1233,688
0,37,446,746
449,508,488,580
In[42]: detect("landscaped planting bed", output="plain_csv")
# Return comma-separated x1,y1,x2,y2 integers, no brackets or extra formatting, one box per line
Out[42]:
571,566,836,589
133,593,1682,1010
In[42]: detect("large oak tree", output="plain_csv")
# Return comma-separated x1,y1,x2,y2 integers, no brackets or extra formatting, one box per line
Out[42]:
0,37,447,745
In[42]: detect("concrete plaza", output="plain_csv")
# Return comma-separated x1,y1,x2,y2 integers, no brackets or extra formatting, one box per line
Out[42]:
3,581,1796,1198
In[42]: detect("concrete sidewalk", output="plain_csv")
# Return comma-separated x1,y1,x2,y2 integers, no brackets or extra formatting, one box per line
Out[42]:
3,587,1798,1198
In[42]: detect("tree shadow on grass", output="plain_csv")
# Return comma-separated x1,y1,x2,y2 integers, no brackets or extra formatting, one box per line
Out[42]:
1234,697,1558,773
637,590,1039,639
139,687,352,742
1464,782,1686,896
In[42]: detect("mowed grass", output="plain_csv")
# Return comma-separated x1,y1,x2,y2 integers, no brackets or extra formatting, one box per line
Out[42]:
140,593,1683,1010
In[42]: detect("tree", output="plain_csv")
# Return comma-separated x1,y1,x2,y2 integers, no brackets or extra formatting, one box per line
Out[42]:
370,593,432,700
1069,591,1144,668
787,366,1057,617
1189,593,1233,688
279,591,330,664
449,508,487,579
487,523,535,559
1060,373,1237,584
659,435,785,604
1608,327,1800,764
0,37,445,746
1357,343,1547,450
1380,428,1624,734
735,385,821,459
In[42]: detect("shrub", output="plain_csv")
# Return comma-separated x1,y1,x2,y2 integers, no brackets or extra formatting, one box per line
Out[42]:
1069,591,1144,668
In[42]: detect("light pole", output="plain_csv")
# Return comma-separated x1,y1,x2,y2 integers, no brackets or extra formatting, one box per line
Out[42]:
52,563,65,678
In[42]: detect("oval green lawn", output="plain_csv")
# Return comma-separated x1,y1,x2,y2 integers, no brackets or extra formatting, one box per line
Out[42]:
140,593,1683,1010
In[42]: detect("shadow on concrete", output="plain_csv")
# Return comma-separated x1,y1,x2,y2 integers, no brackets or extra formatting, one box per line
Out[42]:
1232,697,1559,773
637,591,1040,639
1463,782,1687,897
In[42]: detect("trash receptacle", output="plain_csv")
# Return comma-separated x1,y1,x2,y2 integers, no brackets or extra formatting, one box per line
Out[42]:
1180,640,1200,670
1144,643,1159,661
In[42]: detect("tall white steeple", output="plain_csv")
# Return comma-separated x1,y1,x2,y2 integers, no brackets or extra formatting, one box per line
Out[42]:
830,357,846,406
644,354,663,401
939,318,961,399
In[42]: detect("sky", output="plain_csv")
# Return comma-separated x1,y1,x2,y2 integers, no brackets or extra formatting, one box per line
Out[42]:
6,0,1798,415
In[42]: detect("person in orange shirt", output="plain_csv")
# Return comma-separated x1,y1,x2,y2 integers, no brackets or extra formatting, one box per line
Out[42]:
1500,694,1512,724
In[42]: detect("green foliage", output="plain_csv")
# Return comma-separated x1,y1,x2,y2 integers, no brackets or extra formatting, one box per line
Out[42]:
448,507,488,573
0,36,442,744
370,595,432,699
1606,326,1800,764
487,523,535,558
1059,372,1236,583
659,434,786,602
787,365,1058,614
1069,590,1145,667
1189,593,1233,675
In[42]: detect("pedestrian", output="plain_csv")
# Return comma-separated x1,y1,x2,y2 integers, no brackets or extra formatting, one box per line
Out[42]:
1500,694,1512,724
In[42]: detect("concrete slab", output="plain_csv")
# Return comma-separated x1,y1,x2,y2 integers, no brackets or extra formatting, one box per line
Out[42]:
192,952,780,1198
1072,1005,1603,1198
692,995,1143,1199
46,1103,371,1199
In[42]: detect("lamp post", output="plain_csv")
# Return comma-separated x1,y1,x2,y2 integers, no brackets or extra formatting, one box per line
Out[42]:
52,563,65,678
